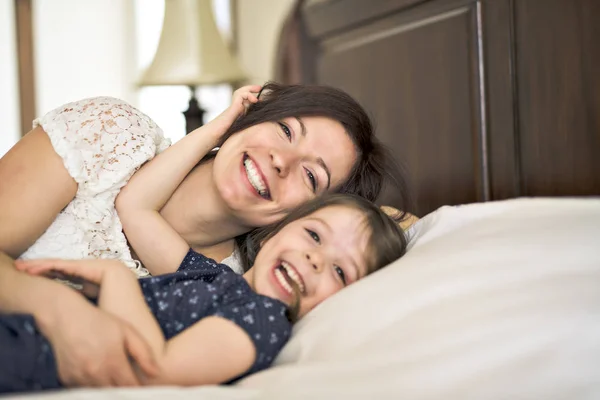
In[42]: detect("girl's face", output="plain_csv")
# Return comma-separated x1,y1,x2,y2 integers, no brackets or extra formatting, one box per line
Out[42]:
212,116,358,227
244,205,370,319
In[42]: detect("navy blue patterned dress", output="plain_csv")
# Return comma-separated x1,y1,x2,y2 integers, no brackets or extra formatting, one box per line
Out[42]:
0,249,292,393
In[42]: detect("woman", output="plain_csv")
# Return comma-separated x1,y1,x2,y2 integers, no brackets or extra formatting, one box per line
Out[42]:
0,82,409,386
0,83,408,274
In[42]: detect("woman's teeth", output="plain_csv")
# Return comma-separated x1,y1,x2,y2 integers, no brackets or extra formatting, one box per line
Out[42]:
276,261,305,294
244,157,270,199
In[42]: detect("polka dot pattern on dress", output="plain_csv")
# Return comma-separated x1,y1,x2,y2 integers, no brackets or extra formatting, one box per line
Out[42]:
139,248,292,378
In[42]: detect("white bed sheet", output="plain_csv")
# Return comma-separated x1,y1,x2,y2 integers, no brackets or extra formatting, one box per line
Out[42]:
8,197,600,400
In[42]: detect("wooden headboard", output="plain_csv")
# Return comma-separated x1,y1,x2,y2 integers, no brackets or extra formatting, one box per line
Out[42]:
283,0,600,216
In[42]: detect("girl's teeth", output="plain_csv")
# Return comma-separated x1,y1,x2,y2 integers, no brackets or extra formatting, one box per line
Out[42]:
274,268,293,294
281,261,305,293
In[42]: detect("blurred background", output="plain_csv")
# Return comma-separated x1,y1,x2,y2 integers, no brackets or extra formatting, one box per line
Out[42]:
1,0,599,216
0,0,295,153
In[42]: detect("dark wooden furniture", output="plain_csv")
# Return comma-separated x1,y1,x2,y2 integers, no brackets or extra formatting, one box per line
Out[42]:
292,0,600,216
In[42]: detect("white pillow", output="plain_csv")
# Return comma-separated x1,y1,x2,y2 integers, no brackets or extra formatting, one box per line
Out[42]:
240,198,600,399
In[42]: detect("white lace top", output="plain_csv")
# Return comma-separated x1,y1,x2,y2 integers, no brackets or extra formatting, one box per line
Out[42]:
20,97,243,276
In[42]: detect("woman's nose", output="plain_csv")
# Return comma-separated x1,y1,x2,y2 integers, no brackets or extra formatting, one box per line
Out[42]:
270,148,297,178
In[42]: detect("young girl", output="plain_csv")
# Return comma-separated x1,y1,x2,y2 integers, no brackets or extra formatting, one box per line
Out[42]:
0,193,407,393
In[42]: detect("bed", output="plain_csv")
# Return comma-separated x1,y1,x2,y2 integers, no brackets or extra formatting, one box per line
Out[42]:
8,0,600,398
9,196,600,399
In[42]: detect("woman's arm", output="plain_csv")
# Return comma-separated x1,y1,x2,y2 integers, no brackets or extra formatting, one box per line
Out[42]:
16,258,167,363
0,253,158,387
116,86,261,276
17,258,256,386
0,127,77,258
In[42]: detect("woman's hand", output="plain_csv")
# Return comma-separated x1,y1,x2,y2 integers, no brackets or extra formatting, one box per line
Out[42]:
15,258,125,299
42,300,160,387
0,253,159,387
215,84,262,124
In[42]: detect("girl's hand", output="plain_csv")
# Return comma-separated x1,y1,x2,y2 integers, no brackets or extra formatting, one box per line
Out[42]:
217,84,262,124
15,258,118,281
15,258,121,299
187,84,261,141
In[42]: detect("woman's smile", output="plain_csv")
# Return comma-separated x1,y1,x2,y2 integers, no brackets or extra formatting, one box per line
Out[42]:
213,116,358,227
242,153,271,200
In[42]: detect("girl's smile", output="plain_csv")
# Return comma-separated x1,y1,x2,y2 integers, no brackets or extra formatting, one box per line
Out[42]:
271,260,305,301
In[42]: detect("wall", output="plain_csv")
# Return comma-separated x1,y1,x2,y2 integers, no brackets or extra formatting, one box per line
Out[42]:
236,0,296,85
0,0,292,156
0,1,20,157
33,0,137,116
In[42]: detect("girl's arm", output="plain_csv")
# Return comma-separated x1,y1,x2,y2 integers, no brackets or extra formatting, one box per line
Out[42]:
146,316,255,386
1,253,158,387
17,258,256,385
115,86,261,276
16,258,166,363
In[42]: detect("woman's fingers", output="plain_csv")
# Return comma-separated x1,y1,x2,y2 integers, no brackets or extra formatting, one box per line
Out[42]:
16,259,72,275
123,324,160,379
49,307,145,387
14,259,60,274
80,281,101,299
15,258,104,284
15,258,77,268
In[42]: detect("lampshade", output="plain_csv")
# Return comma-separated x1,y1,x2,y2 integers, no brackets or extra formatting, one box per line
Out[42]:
138,0,246,87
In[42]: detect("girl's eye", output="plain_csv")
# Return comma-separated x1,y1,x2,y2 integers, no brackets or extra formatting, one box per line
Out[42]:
305,168,317,192
305,229,320,244
278,122,292,141
334,265,346,285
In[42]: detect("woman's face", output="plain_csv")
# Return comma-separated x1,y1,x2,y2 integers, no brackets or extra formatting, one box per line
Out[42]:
212,116,358,227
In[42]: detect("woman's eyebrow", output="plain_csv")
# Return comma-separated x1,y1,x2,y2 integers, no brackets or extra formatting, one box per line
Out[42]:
295,116,307,137
295,116,331,190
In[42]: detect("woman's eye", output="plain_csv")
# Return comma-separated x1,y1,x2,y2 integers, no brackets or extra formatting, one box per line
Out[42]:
278,122,292,141
305,168,317,192
334,266,346,285
305,229,320,244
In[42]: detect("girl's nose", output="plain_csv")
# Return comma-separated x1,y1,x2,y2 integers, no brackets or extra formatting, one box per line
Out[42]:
305,251,325,273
